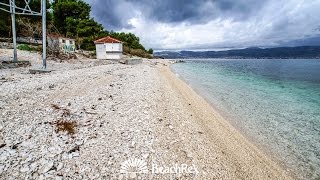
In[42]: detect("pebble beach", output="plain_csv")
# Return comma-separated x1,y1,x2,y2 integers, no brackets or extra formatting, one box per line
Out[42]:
0,49,292,179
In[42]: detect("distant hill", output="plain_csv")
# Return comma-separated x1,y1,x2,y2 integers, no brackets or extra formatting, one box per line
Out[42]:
154,46,320,59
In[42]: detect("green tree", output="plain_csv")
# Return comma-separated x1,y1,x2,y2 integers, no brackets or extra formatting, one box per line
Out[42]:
76,19,104,49
0,0,149,55
0,0,50,37
0,11,11,37
148,48,153,54
76,19,103,38
52,0,90,36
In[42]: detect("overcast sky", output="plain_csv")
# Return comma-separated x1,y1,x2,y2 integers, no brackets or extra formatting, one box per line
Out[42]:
86,0,320,50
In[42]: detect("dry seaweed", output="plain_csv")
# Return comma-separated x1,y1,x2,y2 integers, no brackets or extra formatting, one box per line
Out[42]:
54,120,77,135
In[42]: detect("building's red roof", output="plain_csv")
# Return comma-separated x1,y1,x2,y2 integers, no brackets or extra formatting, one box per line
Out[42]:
94,36,122,44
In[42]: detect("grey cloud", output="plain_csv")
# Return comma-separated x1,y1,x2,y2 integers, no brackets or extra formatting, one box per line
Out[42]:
85,0,320,49
136,0,211,23
214,0,265,20
88,0,134,29
86,0,266,30
279,35,320,47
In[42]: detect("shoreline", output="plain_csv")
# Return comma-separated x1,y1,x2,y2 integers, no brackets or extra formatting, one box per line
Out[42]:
157,61,293,179
169,63,292,175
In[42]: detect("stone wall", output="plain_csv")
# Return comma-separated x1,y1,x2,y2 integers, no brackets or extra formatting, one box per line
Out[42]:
0,42,13,49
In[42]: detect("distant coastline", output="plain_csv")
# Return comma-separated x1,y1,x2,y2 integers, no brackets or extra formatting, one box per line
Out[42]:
155,46,320,59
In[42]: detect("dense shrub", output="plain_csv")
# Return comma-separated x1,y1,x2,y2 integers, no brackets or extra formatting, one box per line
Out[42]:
130,49,152,59
17,44,36,51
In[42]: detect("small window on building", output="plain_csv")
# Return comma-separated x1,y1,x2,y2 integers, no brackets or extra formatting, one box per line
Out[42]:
62,39,66,43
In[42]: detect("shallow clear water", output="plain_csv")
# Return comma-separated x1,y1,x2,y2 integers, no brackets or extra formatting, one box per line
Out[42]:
171,59,320,179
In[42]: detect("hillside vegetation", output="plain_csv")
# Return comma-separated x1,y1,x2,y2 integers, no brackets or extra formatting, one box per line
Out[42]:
0,0,153,58
155,46,320,59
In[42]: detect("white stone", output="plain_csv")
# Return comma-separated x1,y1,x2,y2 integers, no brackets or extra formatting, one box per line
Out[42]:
7,149,16,156
40,161,54,174
45,172,55,178
56,162,64,171
47,170,56,175
0,152,8,162
30,162,38,171
48,153,56,158
20,141,35,148
60,135,68,141
48,147,63,155
62,153,69,160
38,175,45,180
32,172,39,179
186,153,193,158
71,152,80,157
55,176,63,180
129,141,136,148
150,149,156,153
129,172,137,179
0,165,5,174
142,153,149,159
64,168,70,173
75,140,84,146
20,166,30,173
25,154,34,162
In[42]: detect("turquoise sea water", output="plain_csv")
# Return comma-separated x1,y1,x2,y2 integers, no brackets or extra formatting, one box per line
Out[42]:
171,59,320,179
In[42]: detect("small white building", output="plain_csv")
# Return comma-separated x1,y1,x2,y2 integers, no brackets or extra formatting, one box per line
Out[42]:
59,38,76,53
94,36,123,59
47,34,76,53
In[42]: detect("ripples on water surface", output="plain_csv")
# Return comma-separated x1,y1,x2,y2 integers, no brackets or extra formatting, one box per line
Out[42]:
171,59,320,179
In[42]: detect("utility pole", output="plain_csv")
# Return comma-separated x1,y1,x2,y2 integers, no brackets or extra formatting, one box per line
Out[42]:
10,0,17,62
0,0,49,71
42,0,46,69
